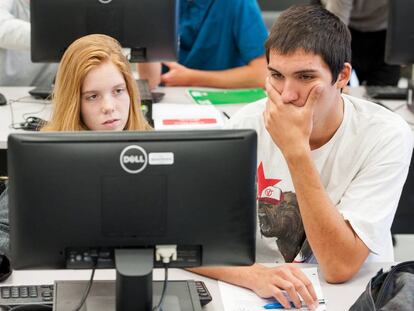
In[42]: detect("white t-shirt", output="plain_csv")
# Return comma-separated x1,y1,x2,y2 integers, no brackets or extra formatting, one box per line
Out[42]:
227,94,413,264
0,0,57,86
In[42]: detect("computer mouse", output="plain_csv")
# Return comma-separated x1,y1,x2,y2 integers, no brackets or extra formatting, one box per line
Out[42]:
0,93,7,106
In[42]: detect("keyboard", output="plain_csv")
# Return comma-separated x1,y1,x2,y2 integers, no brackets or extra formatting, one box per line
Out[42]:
28,80,164,103
0,281,212,308
0,284,53,307
365,85,408,100
195,280,212,306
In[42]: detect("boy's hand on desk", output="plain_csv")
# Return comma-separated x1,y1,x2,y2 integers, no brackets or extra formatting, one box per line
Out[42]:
161,62,195,86
251,264,318,310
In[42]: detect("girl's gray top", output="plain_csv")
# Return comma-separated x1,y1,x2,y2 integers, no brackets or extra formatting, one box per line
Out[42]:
0,187,9,256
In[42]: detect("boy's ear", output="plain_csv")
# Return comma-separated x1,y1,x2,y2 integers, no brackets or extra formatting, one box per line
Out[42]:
336,63,352,89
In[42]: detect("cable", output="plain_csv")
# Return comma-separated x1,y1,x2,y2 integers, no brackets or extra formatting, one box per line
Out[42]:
391,102,409,112
152,245,176,311
6,304,52,311
8,96,50,130
152,263,169,311
73,267,96,311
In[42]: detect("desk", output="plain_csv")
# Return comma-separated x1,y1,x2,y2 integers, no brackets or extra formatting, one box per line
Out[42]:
1,263,392,310
348,86,414,132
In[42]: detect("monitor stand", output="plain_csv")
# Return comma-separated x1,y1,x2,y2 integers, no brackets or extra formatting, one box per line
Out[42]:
54,279,202,311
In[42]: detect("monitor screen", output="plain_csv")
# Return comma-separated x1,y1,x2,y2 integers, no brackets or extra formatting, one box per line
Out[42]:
30,0,179,62
8,130,257,309
385,0,414,65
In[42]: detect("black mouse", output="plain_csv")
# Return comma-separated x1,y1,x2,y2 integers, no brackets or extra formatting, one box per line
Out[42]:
0,93,7,106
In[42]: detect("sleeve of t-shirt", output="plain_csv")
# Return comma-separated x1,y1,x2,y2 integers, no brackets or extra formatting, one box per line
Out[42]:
0,0,31,51
232,0,268,64
338,120,413,256
323,0,353,25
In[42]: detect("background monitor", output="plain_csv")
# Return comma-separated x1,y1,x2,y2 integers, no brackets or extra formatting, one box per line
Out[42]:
30,0,178,62
385,0,414,238
385,0,414,65
8,130,257,310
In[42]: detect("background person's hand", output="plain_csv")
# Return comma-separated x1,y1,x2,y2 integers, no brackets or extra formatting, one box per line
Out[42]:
161,62,195,86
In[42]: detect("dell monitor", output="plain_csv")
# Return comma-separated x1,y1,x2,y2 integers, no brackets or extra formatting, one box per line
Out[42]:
8,130,257,311
30,0,179,62
385,0,414,111
385,0,414,65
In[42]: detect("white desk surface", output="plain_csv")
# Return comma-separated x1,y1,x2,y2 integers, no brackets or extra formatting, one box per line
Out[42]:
2,262,392,311
0,86,245,149
348,86,414,130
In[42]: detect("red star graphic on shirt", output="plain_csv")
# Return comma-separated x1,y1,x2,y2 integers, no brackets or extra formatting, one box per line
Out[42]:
257,162,281,198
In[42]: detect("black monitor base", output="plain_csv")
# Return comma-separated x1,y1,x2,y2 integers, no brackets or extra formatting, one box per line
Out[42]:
54,280,202,311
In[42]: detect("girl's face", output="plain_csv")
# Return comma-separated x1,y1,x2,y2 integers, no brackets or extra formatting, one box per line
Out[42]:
80,61,130,131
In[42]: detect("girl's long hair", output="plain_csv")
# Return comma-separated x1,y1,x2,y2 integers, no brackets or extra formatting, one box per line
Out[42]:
42,34,151,131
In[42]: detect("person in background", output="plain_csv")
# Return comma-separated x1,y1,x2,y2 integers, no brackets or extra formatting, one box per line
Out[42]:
315,0,400,86
187,5,412,310
138,0,268,89
0,34,151,256
0,0,57,86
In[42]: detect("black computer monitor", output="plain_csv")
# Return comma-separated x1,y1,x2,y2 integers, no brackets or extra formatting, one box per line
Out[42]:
385,0,414,65
8,130,257,311
30,0,178,62
384,0,414,108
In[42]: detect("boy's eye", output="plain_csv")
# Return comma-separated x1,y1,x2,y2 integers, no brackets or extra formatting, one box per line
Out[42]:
271,72,283,79
299,74,314,81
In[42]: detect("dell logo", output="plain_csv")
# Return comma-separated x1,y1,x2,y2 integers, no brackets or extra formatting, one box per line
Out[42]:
98,0,113,4
123,155,145,164
120,145,148,174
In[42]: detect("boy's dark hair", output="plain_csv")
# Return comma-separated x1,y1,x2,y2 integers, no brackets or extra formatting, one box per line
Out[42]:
265,4,351,84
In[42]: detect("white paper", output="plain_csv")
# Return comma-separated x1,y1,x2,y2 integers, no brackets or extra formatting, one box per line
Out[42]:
218,267,327,311
152,103,225,130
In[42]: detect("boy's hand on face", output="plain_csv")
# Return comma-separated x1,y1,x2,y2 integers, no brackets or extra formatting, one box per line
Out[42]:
161,62,195,86
263,78,323,157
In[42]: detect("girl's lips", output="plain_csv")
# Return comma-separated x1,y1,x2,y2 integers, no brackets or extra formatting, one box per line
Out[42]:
102,119,121,128
103,118,119,125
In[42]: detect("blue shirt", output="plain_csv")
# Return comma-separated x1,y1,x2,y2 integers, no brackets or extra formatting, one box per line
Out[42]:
178,0,268,70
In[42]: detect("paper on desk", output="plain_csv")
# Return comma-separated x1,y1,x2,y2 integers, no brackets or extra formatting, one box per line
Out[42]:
187,88,267,105
152,103,225,130
218,267,326,311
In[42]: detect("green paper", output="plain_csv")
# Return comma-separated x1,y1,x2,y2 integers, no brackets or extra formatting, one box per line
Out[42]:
188,88,267,105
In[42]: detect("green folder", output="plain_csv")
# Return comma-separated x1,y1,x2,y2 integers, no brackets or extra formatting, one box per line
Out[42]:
188,88,267,105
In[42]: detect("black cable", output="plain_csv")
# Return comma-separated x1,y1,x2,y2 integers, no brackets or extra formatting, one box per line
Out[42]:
222,111,230,119
8,96,49,130
6,304,52,311
152,263,169,311
0,304,11,311
391,102,409,112
73,267,96,311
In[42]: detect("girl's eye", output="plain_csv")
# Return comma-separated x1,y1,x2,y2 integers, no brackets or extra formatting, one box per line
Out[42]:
115,88,125,95
86,94,97,101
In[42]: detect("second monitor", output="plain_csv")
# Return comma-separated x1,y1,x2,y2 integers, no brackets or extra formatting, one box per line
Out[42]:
30,0,179,62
